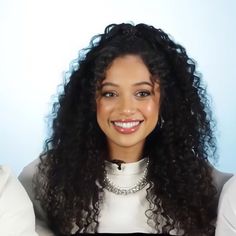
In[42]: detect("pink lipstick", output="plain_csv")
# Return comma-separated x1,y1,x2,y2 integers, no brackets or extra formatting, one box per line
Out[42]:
111,119,143,134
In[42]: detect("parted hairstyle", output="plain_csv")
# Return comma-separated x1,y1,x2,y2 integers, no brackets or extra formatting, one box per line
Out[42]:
35,23,218,235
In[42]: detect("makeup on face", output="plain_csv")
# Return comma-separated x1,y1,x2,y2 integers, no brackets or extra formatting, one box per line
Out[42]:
96,55,160,161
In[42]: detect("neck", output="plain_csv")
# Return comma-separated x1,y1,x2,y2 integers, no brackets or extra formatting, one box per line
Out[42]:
107,142,144,163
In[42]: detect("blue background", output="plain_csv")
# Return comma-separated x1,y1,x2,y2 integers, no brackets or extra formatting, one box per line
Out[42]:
0,0,235,175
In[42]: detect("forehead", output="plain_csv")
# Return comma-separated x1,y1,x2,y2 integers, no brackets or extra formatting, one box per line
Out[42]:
104,55,152,84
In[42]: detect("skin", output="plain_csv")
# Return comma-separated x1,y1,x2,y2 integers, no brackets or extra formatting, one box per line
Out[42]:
96,55,161,163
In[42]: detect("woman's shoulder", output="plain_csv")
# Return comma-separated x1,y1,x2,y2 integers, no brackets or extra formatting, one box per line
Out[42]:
18,158,41,180
18,158,40,200
210,164,233,195
0,165,38,236
18,157,45,201
220,174,236,201
18,158,55,235
0,165,28,198
215,174,236,236
217,174,236,214
217,174,236,216
0,165,11,194
0,165,34,206
18,157,41,209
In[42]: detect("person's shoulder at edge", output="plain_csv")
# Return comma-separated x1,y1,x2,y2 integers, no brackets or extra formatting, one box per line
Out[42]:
18,158,55,236
0,165,38,236
215,174,236,236
210,163,233,196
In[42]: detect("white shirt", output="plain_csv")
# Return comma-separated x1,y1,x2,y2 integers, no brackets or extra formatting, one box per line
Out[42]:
18,158,233,235
215,174,236,236
98,158,156,233
0,165,38,236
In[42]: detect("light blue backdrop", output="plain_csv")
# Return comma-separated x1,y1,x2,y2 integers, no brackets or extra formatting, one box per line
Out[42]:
0,0,235,175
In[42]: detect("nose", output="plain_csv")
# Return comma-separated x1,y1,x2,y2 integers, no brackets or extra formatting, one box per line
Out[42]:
117,96,136,116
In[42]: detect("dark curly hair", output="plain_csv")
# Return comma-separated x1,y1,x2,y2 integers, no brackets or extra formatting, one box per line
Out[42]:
35,23,218,235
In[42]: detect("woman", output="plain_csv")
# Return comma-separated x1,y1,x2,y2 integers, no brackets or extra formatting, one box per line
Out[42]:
0,165,38,236
19,23,233,235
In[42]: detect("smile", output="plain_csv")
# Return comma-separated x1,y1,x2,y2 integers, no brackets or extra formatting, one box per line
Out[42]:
111,120,143,134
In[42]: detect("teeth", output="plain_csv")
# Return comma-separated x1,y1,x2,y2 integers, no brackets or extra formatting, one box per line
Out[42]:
113,121,140,128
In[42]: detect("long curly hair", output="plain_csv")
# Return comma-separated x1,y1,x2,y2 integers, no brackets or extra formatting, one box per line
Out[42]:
35,23,218,235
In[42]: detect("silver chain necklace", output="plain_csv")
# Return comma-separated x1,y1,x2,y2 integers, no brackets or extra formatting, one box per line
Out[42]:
103,159,149,195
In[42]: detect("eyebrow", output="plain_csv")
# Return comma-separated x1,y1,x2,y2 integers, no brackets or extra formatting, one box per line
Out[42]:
101,81,153,88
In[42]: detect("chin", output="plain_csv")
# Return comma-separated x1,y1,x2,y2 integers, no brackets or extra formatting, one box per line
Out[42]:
113,139,145,148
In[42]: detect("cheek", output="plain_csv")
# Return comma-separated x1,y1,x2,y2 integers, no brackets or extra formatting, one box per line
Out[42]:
97,100,113,114
145,103,157,112
145,106,159,125
142,100,160,119
96,100,115,125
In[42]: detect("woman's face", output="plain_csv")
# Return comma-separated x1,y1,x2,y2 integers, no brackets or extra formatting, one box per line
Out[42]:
96,55,160,151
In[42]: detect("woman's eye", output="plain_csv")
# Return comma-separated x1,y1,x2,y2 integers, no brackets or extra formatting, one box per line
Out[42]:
136,91,151,97
102,91,117,97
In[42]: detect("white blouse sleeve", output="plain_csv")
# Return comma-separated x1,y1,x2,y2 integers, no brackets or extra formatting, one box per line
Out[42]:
18,158,55,236
215,174,236,236
0,165,38,236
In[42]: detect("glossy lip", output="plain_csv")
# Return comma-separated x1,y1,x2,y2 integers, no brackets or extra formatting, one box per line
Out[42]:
111,119,144,134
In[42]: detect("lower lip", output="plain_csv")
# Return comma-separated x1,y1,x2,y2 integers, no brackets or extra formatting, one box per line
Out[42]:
112,122,142,134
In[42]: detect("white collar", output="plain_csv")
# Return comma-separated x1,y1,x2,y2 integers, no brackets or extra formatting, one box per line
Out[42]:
105,157,149,175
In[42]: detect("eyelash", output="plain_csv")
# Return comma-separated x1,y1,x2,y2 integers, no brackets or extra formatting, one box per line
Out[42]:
136,90,151,97
101,91,117,97
101,90,151,98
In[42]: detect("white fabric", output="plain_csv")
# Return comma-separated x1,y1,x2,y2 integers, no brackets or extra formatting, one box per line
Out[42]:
215,174,236,236
18,158,233,235
18,159,55,236
98,158,156,233
0,165,38,236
